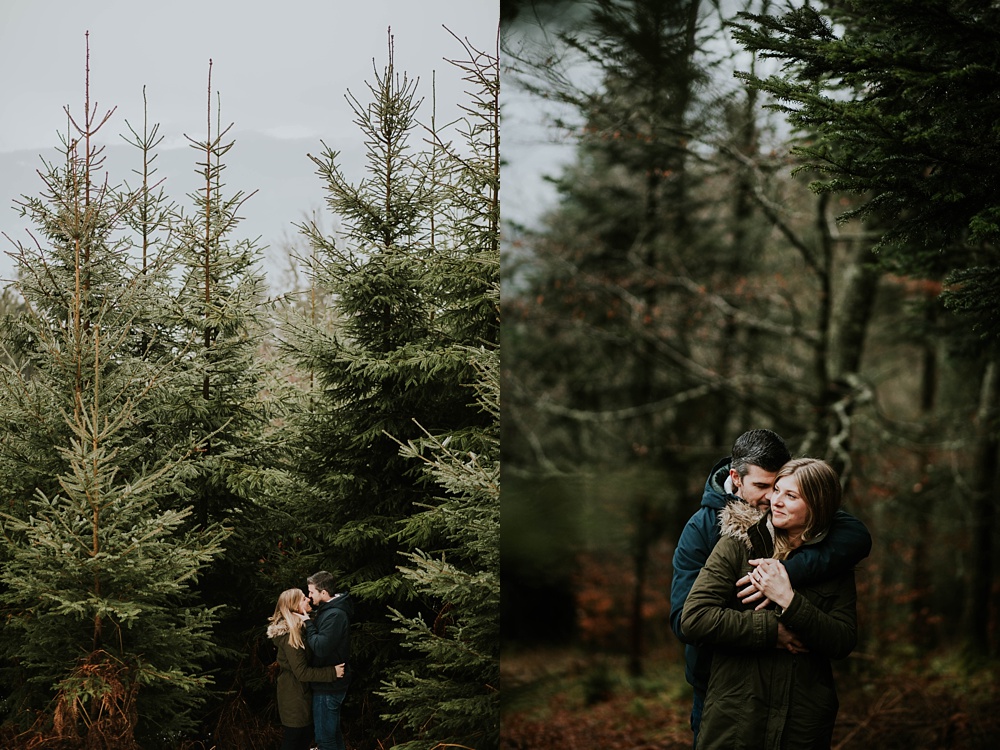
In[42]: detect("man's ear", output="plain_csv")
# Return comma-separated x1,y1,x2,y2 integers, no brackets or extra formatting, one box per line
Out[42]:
729,467,741,489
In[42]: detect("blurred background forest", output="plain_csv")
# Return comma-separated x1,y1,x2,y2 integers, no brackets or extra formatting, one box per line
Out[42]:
500,1,1000,748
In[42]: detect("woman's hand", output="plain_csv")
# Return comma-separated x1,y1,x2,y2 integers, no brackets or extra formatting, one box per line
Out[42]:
747,558,794,610
335,663,345,679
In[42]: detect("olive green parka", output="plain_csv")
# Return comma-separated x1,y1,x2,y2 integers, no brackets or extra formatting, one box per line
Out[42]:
680,502,858,750
267,618,341,728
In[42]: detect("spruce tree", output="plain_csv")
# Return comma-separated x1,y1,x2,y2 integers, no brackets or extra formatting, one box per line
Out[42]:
379,343,499,750
117,86,182,359
281,34,497,744
503,0,771,670
0,46,228,745
377,36,500,750
504,0,747,470
157,63,286,738
163,64,275,564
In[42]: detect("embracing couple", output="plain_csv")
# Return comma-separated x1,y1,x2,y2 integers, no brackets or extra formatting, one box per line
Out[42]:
671,429,873,749
267,570,354,750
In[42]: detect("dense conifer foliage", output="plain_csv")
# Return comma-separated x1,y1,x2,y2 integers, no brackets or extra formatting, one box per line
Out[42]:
376,36,500,750
732,0,1000,340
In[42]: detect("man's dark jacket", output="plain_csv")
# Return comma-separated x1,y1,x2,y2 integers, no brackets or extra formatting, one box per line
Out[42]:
305,592,354,694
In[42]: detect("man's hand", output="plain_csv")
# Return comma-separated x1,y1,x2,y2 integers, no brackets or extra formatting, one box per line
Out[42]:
776,623,809,654
735,571,773,611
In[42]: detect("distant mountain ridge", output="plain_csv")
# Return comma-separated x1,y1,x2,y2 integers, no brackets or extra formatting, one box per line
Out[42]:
0,131,365,288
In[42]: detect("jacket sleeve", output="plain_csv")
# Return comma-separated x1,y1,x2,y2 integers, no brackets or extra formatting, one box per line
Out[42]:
778,572,857,660
305,608,349,666
670,508,718,643
282,640,341,683
680,536,777,650
783,510,872,587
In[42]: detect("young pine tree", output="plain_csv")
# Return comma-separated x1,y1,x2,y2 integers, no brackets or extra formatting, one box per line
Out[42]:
165,62,275,534
379,344,499,750
0,50,229,746
377,36,500,750
158,64,286,737
281,34,497,744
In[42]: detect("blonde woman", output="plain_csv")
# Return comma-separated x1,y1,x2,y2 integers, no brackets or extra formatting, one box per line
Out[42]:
681,458,859,749
267,588,345,750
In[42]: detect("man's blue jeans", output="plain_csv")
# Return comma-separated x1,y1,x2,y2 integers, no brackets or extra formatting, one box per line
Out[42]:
312,691,346,750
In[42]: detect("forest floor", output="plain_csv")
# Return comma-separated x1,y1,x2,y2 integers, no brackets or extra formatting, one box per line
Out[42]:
500,644,1000,750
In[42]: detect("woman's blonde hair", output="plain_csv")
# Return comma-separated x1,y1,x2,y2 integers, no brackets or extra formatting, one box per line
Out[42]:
772,458,842,559
268,588,307,649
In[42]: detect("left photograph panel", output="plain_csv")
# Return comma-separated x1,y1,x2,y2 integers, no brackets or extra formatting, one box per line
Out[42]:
0,1,499,749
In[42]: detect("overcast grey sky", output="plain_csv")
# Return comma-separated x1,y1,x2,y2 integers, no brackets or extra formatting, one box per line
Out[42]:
0,0,498,284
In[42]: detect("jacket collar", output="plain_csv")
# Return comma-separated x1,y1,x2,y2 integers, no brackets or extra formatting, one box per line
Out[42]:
701,457,737,510
765,515,829,547
721,501,832,558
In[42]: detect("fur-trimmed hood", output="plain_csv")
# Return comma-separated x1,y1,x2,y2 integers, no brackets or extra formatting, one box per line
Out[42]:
719,501,832,555
266,618,290,640
719,501,767,551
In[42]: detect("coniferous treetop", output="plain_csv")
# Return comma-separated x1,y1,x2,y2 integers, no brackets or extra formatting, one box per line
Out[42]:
732,1,1000,339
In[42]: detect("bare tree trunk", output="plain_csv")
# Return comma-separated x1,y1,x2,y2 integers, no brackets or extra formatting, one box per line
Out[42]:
910,301,938,647
967,356,1000,655
822,237,881,482
628,501,650,678
628,494,666,677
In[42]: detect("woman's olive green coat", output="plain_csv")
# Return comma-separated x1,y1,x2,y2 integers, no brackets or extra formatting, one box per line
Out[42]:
680,502,858,750
268,619,340,728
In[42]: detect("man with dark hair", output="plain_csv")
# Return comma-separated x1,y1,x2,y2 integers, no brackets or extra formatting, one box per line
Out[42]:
670,429,871,748
305,570,354,750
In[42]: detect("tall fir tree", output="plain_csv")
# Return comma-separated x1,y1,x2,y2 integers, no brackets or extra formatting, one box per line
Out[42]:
165,62,274,531
0,41,229,746
281,34,497,745
502,0,774,670
158,63,286,738
379,343,499,750
377,35,500,750
504,0,742,470
117,85,182,361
